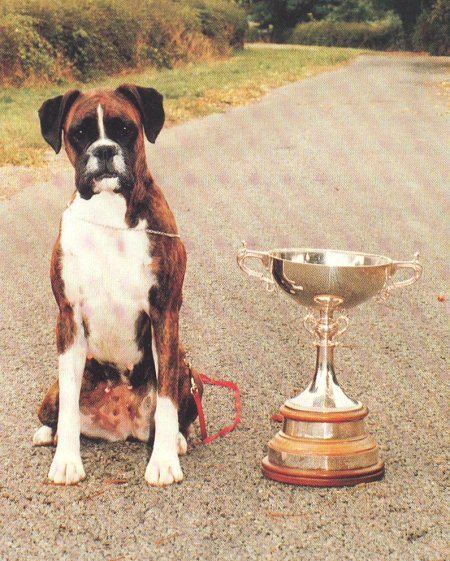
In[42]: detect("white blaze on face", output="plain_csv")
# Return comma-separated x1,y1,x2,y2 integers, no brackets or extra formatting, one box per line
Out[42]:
97,104,106,139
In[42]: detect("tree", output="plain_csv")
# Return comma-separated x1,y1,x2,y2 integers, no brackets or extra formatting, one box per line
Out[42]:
240,1,359,39
240,1,311,39
327,0,376,22
372,0,430,37
240,0,447,54
239,1,398,38
413,0,449,55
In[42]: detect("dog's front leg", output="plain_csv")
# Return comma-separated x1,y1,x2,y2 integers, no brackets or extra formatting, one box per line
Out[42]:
145,310,183,486
48,306,87,485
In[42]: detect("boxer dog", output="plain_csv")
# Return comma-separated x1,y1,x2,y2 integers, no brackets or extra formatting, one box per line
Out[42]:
33,85,201,486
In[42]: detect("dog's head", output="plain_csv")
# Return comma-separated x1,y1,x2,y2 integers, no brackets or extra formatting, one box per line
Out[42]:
38,85,164,199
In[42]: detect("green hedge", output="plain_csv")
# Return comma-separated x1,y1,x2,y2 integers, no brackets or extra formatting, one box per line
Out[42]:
0,13,57,82
289,15,405,51
187,0,247,48
0,0,247,84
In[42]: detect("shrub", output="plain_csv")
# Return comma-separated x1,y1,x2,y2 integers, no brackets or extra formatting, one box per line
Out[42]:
289,14,405,50
245,23,272,43
0,0,247,84
0,13,56,84
412,0,449,56
187,0,247,49
137,0,211,69
11,0,142,80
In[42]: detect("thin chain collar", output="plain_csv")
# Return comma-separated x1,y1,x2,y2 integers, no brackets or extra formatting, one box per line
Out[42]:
66,204,181,239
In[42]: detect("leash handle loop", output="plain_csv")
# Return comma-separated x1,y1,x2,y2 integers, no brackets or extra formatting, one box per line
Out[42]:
191,372,241,444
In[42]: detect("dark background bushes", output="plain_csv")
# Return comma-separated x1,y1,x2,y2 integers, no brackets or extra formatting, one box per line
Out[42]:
289,14,405,50
241,0,448,55
412,0,449,56
0,0,247,84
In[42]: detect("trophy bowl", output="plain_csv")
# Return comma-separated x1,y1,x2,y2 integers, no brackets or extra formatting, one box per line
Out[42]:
237,244,422,486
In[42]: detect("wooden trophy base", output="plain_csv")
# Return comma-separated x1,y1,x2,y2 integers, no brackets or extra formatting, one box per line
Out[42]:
261,404,385,487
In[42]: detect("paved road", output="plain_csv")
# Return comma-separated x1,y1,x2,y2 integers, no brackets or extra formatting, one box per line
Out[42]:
0,54,448,561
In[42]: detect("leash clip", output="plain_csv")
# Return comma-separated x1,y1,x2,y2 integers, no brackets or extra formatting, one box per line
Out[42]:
185,356,198,394
190,374,198,395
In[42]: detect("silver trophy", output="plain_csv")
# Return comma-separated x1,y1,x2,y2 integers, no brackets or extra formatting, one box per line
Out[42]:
237,244,422,486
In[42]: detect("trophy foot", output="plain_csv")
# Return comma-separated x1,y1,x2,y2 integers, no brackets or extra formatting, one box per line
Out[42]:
262,404,384,487
261,457,385,487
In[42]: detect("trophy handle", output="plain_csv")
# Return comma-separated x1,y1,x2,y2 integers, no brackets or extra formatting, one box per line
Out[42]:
388,253,422,292
237,242,275,292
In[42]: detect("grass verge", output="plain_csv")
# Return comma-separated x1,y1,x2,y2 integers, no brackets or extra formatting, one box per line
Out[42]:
0,45,363,167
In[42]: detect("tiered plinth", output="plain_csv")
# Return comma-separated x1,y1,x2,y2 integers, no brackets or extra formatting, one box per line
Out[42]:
261,404,384,487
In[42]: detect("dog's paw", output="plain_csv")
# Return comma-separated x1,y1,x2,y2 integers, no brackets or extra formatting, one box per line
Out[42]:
33,425,56,447
145,450,184,486
48,449,86,485
177,432,187,456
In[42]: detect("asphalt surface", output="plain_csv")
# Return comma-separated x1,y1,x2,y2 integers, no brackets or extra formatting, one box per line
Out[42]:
0,54,448,561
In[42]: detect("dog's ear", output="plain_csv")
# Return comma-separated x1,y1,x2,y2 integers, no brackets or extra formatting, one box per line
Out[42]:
38,89,80,154
116,84,165,143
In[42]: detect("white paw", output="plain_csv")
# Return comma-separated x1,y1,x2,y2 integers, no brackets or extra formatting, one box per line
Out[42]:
177,432,188,456
48,449,86,485
33,425,56,446
145,449,184,486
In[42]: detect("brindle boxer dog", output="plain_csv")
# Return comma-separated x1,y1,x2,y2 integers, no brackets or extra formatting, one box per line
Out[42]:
33,85,201,486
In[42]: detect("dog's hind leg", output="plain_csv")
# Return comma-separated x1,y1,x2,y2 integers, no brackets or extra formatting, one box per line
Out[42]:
173,350,204,455
33,379,59,446
33,362,98,446
33,361,111,446
177,355,203,440
33,425,57,446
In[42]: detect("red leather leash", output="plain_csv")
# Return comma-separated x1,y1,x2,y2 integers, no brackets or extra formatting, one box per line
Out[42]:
190,370,241,444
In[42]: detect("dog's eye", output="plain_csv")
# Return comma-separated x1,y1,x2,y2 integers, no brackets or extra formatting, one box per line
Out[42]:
75,128,85,138
105,118,136,142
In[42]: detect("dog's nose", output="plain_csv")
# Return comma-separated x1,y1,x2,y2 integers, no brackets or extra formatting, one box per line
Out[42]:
92,145,118,161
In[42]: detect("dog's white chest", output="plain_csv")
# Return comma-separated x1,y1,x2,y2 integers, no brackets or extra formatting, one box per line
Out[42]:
60,192,156,368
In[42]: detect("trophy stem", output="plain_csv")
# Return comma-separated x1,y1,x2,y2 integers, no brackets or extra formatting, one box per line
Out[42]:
287,305,360,411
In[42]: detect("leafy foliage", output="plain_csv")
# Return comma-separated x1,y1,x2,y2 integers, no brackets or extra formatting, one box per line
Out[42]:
0,14,56,83
326,0,376,22
290,13,405,50
241,0,390,38
239,0,316,39
188,0,248,48
0,0,247,84
412,0,449,55
242,0,447,55
372,0,425,36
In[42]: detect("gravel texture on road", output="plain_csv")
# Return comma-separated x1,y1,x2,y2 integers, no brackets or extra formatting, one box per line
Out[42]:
0,54,448,561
